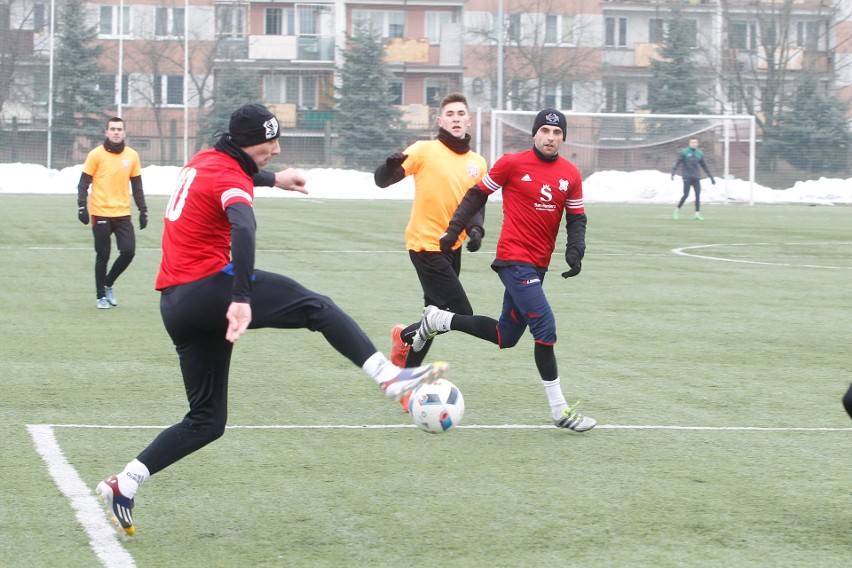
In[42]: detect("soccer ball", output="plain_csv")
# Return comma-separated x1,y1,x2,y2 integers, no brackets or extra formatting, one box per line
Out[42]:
408,379,465,434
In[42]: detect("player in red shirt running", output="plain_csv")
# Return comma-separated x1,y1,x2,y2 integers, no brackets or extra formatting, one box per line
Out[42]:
411,108,595,432
95,104,448,536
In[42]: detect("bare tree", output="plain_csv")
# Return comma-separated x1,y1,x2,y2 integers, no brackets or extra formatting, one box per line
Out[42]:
116,2,219,163
717,0,851,134
0,1,40,118
465,0,598,110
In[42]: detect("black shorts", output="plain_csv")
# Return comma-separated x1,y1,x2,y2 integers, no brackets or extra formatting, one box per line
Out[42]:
408,249,471,314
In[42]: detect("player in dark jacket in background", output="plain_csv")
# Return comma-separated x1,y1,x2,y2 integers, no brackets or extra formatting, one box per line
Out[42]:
671,137,715,220
94,103,448,537
409,108,596,433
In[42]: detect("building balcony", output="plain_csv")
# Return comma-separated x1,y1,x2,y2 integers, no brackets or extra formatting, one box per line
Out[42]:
248,35,335,62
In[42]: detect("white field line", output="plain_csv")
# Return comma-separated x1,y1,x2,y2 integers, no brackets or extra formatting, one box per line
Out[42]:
26,425,136,568
34,423,852,431
672,242,852,269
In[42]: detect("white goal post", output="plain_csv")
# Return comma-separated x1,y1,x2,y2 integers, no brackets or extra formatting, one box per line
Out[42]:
490,111,757,205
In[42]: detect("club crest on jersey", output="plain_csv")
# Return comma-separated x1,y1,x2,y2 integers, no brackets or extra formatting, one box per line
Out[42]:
121,159,131,169
468,163,480,178
264,117,279,140
559,179,569,192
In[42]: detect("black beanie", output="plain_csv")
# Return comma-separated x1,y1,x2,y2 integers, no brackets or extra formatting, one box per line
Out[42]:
532,108,567,140
229,103,280,147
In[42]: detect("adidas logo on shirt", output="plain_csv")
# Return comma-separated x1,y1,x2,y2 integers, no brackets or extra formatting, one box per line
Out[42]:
521,174,532,181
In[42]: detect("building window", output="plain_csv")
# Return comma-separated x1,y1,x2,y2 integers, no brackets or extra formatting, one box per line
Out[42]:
545,81,573,110
155,7,185,37
166,75,183,105
649,18,665,43
266,8,282,35
388,77,403,105
545,15,558,44
99,5,130,37
154,75,184,106
263,75,318,110
387,11,405,38
605,17,627,47
505,13,521,42
218,6,245,39
425,11,451,44
121,74,130,105
727,84,755,114
425,78,451,108
97,73,116,105
605,82,627,113
730,21,756,51
682,19,698,49
797,20,825,51
33,3,47,32
544,15,573,45
33,72,49,103
352,10,405,39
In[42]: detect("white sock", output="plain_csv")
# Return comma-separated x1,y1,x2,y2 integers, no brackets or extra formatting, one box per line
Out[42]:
542,378,568,420
118,459,150,498
433,310,454,332
362,352,399,384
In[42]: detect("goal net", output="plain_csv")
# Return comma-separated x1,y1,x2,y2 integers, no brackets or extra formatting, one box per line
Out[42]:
489,111,757,204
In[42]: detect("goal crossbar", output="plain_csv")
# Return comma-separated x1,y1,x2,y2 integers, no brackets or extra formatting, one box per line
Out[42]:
490,110,757,205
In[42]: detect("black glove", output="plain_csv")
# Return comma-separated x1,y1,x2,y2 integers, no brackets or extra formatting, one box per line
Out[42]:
139,210,148,230
439,228,460,253
561,261,581,278
563,248,583,278
466,226,483,252
710,177,716,185
385,152,407,170
78,206,89,225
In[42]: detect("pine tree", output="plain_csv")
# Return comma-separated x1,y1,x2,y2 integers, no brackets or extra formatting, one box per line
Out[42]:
765,75,851,175
647,9,709,115
52,0,109,168
197,67,261,149
334,22,403,170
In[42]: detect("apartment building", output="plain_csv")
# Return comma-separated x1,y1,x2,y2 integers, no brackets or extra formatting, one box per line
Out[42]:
464,0,842,117
0,0,848,166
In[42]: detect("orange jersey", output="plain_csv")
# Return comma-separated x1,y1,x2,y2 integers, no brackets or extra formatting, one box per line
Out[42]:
401,139,487,251
82,145,142,217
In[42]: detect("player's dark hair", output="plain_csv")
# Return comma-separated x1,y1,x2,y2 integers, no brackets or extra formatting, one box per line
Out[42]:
440,93,469,111
107,117,125,127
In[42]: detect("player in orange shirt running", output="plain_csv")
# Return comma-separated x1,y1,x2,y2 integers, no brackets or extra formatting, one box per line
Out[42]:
374,93,487,410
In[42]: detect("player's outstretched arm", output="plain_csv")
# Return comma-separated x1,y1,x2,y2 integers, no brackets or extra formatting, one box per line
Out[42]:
273,168,307,194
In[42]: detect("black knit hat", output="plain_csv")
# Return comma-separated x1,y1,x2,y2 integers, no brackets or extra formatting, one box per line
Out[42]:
229,103,280,147
532,108,567,140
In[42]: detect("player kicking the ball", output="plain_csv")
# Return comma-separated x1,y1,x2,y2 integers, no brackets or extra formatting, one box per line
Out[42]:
410,108,595,432
95,104,448,536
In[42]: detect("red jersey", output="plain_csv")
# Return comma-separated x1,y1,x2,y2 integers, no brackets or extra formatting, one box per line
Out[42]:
478,149,584,268
155,149,254,290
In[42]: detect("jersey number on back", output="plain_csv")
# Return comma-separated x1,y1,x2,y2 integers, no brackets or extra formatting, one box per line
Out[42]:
165,167,197,222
